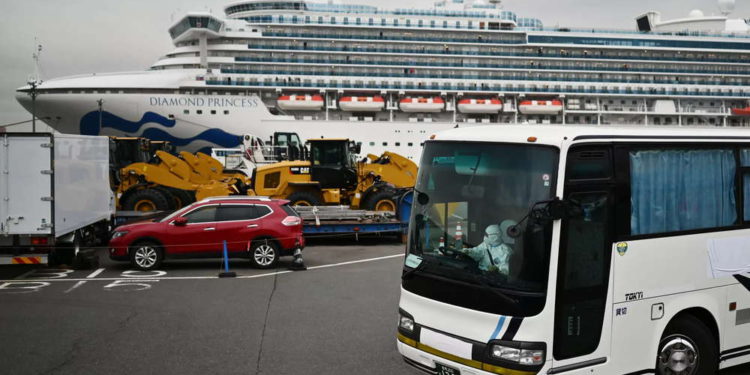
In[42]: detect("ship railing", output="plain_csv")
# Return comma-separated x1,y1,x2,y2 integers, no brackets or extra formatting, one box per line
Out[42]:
216,69,748,88
231,57,750,77
205,79,750,98
245,44,749,65
246,17,750,40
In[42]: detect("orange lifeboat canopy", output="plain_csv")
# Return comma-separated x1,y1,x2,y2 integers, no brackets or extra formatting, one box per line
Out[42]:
731,107,750,116
518,99,563,115
457,98,504,114
277,94,324,111
400,97,445,113
339,96,385,112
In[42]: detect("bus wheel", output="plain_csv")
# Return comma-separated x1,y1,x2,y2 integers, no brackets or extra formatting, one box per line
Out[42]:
656,315,718,375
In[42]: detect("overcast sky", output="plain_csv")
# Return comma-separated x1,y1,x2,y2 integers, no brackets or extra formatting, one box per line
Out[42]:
2,0,748,130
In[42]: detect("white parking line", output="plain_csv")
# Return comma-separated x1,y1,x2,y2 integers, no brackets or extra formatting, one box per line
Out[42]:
63,281,87,294
86,268,106,278
0,253,406,283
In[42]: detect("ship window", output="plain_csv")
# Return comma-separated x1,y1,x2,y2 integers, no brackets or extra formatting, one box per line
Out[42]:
211,110,217,115
408,142,413,147
369,142,375,146
168,114,175,119
184,110,189,115
395,142,401,146
197,110,203,115
382,142,388,146
224,110,230,115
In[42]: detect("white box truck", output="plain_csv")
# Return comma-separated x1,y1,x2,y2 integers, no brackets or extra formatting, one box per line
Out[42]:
0,133,114,266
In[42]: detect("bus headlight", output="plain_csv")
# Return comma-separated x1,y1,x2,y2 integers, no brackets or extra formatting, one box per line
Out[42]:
399,314,414,332
490,345,544,365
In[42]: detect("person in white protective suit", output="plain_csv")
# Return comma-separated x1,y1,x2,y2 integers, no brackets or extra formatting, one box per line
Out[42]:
460,220,517,273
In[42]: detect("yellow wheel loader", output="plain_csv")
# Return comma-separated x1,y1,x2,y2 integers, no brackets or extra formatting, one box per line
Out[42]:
110,138,249,212
249,138,417,211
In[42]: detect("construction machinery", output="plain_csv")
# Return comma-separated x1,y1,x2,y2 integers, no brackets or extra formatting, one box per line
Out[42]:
109,137,250,212
249,138,418,211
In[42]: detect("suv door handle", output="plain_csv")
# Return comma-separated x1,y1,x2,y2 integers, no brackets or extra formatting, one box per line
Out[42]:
204,227,216,231
247,224,259,228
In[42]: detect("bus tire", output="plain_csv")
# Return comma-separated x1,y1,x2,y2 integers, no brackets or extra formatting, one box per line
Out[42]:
656,314,718,375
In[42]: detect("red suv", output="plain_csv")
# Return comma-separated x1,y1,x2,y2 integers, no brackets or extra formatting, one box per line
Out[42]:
109,197,305,270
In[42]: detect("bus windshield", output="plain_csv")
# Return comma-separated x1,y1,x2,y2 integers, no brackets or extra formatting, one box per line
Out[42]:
405,141,559,316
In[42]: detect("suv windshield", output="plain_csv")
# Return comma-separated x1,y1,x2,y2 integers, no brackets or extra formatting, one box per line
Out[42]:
403,141,559,316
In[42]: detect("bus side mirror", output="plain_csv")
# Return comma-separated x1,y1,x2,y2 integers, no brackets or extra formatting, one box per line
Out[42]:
546,198,583,220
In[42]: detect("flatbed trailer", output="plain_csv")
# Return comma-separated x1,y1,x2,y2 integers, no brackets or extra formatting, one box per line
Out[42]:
295,191,412,238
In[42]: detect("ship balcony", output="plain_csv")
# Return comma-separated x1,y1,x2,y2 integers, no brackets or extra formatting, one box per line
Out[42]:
203,78,750,99
245,43,749,65
231,56,750,77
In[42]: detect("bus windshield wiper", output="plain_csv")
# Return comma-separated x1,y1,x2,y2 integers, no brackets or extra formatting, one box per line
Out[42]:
470,272,522,314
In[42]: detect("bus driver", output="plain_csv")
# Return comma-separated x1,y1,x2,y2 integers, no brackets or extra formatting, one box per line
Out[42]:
460,221,517,274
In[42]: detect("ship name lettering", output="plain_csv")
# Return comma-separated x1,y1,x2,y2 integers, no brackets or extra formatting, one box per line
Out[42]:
150,96,256,108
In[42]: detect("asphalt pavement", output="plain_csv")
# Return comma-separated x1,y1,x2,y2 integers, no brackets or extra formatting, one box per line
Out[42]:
0,237,748,375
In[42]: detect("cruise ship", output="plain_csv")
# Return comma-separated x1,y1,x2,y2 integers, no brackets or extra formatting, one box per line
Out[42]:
14,0,750,160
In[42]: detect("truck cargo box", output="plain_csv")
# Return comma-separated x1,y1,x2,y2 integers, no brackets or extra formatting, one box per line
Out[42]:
1,133,113,248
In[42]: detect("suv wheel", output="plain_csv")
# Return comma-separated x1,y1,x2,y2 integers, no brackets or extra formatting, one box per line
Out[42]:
250,240,279,269
130,241,163,270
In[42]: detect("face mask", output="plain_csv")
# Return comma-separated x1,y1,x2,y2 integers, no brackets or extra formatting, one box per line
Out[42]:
484,232,502,247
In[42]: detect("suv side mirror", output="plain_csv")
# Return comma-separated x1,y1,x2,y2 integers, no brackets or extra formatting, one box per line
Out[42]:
173,217,188,226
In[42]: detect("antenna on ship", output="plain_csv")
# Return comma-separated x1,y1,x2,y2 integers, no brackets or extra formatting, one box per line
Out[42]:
718,0,735,16
31,37,43,83
27,37,43,133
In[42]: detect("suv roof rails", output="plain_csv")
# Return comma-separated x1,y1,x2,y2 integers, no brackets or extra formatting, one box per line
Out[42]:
199,196,272,202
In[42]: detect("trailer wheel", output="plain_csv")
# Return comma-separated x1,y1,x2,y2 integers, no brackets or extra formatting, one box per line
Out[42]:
129,240,163,271
656,315,718,375
122,189,171,212
363,190,397,212
288,191,321,207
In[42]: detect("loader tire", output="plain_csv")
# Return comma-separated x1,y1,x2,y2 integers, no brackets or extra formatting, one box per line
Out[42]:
363,190,397,212
122,188,171,212
288,191,321,207
162,187,195,209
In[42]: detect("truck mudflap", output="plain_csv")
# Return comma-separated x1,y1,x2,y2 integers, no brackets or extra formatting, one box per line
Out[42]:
0,255,47,265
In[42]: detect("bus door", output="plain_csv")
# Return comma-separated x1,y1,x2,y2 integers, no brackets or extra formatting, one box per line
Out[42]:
551,146,617,371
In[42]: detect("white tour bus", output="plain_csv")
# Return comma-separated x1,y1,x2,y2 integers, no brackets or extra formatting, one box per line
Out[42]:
398,125,750,375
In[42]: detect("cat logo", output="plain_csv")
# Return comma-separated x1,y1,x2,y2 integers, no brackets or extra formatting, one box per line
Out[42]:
616,242,628,256
290,167,310,175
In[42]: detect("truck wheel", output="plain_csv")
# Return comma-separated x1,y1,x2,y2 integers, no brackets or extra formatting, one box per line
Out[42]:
250,240,279,269
288,191,321,207
656,315,718,375
122,189,171,212
129,240,163,271
363,190,397,212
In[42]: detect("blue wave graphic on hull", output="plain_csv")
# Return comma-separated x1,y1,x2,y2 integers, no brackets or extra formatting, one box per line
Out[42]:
79,111,242,149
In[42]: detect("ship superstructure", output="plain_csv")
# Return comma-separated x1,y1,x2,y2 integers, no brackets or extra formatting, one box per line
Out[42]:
15,0,750,159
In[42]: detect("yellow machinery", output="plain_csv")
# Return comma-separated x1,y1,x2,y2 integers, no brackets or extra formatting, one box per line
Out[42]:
250,139,417,211
114,147,249,212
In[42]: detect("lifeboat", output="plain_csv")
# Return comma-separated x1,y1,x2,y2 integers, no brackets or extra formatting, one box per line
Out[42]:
457,98,503,114
518,99,563,115
277,94,324,111
731,107,750,116
339,96,385,112
400,97,445,113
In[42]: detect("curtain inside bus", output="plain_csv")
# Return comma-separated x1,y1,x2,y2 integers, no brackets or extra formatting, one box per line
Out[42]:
630,149,737,235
